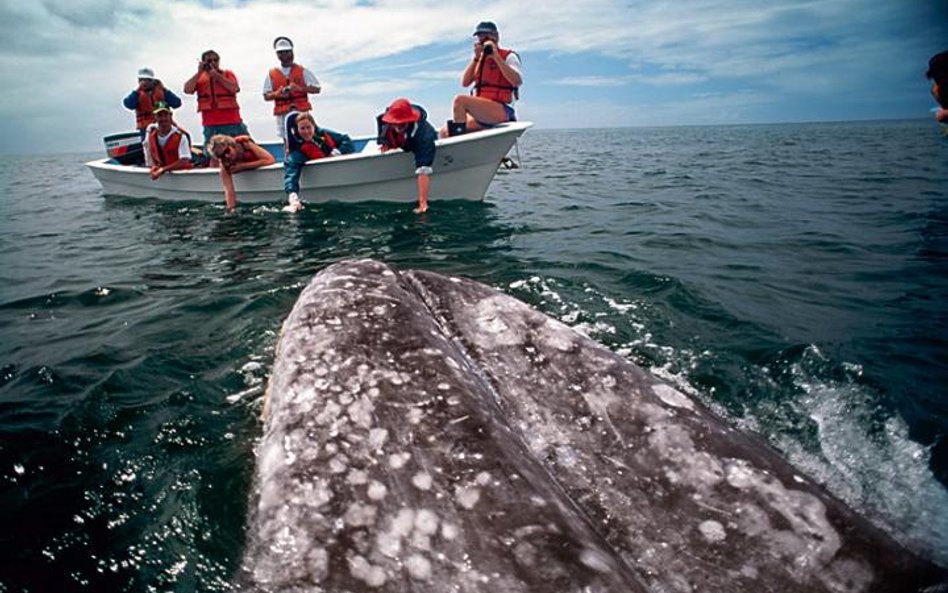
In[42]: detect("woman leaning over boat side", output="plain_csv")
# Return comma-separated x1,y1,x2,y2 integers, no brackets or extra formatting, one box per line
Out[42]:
377,98,437,214
206,134,275,210
282,111,354,213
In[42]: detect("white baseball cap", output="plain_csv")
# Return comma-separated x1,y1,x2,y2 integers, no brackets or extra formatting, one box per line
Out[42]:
137,67,155,80
274,37,293,52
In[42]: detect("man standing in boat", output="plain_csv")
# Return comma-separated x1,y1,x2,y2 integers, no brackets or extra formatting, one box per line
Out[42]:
143,102,193,180
183,50,250,154
443,21,522,137
263,37,322,142
123,67,182,142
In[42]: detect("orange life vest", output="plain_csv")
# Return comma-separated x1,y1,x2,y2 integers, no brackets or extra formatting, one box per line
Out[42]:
232,135,257,163
196,71,240,112
299,132,337,160
136,83,166,130
475,47,519,104
269,65,313,115
147,127,193,169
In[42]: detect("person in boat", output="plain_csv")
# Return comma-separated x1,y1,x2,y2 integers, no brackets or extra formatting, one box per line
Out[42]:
183,50,250,154
143,102,193,180
926,50,948,123
377,98,437,214
442,21,522,137
123,67,183,142
206,134,276,211
282,111,354,213
264,37,322,142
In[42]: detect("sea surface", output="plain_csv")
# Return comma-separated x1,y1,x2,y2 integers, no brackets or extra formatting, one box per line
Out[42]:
1,119,946,591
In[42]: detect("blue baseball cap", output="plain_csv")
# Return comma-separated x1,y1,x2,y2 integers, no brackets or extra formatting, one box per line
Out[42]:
473,21,498,36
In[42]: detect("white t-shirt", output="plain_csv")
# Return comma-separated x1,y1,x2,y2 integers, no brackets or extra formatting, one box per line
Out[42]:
263,65,321,93
143,124,191,167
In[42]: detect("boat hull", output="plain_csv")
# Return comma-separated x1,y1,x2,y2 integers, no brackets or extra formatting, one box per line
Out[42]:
85,122,531,204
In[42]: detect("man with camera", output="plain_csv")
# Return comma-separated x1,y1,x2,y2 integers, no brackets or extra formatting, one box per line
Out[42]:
183,49,250,153
263,37,322,141
123,67,182,141
443,21,522,137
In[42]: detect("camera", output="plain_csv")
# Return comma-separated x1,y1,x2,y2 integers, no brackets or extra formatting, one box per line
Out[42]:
202,62,213,71
483,44,493,56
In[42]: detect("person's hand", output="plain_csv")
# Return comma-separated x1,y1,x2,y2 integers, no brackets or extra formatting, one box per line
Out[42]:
473,41,483,59
379,144,391,153
150,166,163,180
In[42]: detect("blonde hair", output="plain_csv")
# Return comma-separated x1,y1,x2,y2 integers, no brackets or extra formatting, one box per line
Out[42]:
206,134,238,158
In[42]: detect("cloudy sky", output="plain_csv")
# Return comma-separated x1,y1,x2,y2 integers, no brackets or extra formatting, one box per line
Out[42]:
0,0,945,154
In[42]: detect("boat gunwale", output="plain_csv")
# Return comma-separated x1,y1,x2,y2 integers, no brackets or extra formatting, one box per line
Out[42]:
85,121,533,175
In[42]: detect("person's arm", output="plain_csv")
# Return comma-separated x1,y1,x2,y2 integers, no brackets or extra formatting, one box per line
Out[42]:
328,131,355,154
299,68,321,95
183,61,203,94
219,167,237,209
228,142,276,173
486,43,522,87
211,69,239,94
123,90,139,110
461,42,484,87
414,173,430,213
163,87,183,109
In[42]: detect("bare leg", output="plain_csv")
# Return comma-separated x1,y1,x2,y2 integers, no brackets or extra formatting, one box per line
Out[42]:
452,95,509,131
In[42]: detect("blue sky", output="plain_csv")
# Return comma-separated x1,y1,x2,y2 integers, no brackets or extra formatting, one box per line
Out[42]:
0,0,945,154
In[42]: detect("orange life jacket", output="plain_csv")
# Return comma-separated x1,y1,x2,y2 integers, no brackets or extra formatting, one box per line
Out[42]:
232,135,258,163
136,83,166,130
196,71,240,112
475,47,519,104
147,127,194,169
299,132,337,160
270,65,313,115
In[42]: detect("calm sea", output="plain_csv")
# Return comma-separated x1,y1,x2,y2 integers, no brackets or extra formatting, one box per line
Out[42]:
1,120,946,590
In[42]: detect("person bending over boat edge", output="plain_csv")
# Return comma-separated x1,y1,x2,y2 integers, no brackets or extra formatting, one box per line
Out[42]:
926,51,948,123
283,111,355,213
124,67,183,144
377,98,437,214
183,50,251,155
264,37,322,142
144,102,193,180
206,135,275,210
441,21,522,138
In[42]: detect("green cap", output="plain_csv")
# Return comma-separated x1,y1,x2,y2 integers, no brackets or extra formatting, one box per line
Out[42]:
153,101,172,114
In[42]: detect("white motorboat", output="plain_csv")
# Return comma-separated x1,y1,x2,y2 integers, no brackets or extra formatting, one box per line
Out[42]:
85,122,532,204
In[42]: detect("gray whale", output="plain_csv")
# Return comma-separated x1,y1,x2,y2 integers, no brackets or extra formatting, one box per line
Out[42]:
241,259,947,592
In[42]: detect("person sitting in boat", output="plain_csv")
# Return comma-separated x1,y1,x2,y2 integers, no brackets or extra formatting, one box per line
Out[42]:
206,134,275,211
123,67,183,142
282,111,354,213
183,50,250,155
264,37,322,142
377,98,437,214
926,50,948,123
442,21,522,137
143,102,193,180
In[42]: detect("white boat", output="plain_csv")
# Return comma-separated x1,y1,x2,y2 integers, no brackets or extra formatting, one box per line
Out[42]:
85,122,532,204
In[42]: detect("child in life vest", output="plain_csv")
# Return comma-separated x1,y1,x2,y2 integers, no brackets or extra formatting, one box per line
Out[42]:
376,98,437,214
282,111,354,212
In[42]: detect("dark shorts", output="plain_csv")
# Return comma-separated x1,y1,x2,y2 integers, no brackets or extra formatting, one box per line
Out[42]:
202,123,250,154
476,103,516,128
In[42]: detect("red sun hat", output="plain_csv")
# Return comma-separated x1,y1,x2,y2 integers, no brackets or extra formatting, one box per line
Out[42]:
381,98,421,124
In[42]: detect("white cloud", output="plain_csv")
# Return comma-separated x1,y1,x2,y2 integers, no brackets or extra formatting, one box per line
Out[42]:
0,0,943,153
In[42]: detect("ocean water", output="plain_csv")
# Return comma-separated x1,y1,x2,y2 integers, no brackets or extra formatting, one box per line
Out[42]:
1,119,946,590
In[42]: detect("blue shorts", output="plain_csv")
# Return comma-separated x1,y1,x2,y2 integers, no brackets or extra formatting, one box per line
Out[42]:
476,104,516,128
202,122,250,154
